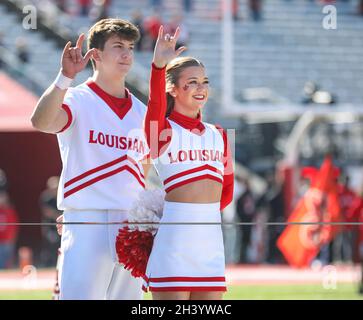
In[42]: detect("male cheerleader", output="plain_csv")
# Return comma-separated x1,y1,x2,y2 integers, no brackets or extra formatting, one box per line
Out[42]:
31,19,150,300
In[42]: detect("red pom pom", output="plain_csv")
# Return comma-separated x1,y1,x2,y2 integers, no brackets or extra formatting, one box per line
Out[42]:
115,221,154,278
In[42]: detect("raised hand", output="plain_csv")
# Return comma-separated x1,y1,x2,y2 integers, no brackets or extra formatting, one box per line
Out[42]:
61,34,96,79
153,26,187,68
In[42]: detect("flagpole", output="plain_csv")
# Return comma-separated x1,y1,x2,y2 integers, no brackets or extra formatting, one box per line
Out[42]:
222,0,234,113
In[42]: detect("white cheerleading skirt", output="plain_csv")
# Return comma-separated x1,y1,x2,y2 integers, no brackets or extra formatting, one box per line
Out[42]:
142,201,226,292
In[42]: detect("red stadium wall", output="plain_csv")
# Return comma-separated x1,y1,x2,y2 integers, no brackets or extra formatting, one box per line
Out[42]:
0,132,61,262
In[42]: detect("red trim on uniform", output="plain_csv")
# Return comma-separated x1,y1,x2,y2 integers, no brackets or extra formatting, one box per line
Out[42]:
215,124,234,211
127,156,145,180
149,286,227,292
168,110,205,135
149,276,225,282
163,165,223,185
64,165,145,198
165,174,223,193
56,104,73,133
87,81,132,121
64,155,144,188
125,166,146,189
143,277,226,292
65,155,128,188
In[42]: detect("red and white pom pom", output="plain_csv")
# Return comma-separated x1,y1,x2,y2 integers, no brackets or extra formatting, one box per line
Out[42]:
115,223,154,278
115,189,165,278
127,188,165,235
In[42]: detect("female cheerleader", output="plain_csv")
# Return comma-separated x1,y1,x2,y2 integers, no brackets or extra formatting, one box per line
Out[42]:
143,26,234,300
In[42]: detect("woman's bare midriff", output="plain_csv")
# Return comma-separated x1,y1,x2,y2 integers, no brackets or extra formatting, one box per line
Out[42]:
165,179,222,203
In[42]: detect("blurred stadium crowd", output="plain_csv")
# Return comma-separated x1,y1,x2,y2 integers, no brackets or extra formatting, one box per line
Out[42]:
0,0,362,294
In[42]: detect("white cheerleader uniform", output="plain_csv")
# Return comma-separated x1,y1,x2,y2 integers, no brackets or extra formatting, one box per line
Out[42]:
56,80,149,299
142,64,234,292
143,115,228,292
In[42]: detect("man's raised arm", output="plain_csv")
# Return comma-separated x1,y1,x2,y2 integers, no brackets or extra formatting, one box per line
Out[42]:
31,34,95,133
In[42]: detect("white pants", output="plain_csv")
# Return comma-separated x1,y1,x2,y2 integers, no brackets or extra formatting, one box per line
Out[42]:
58,210,143,300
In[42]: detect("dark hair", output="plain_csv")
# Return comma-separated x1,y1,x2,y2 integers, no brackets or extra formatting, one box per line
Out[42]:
165,56,205,117
87,18,140,69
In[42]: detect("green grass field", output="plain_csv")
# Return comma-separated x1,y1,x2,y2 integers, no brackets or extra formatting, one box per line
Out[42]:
0,283,362,300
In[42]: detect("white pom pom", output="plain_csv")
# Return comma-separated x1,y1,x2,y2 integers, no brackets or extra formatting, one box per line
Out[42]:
128,188,165,234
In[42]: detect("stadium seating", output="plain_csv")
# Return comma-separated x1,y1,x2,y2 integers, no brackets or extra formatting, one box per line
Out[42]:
1,0,362,113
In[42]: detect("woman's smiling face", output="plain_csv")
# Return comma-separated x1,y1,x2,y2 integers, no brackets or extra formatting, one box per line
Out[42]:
171,65,210,112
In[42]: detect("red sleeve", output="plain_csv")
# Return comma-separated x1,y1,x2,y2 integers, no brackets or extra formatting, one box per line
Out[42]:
216,125,234,211
144,63,172,159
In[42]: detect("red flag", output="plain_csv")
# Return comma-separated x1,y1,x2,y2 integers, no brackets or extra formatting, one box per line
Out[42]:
277,156,341,268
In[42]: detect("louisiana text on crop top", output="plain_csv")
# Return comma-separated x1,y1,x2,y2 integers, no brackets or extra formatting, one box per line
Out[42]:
144,64,234,211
